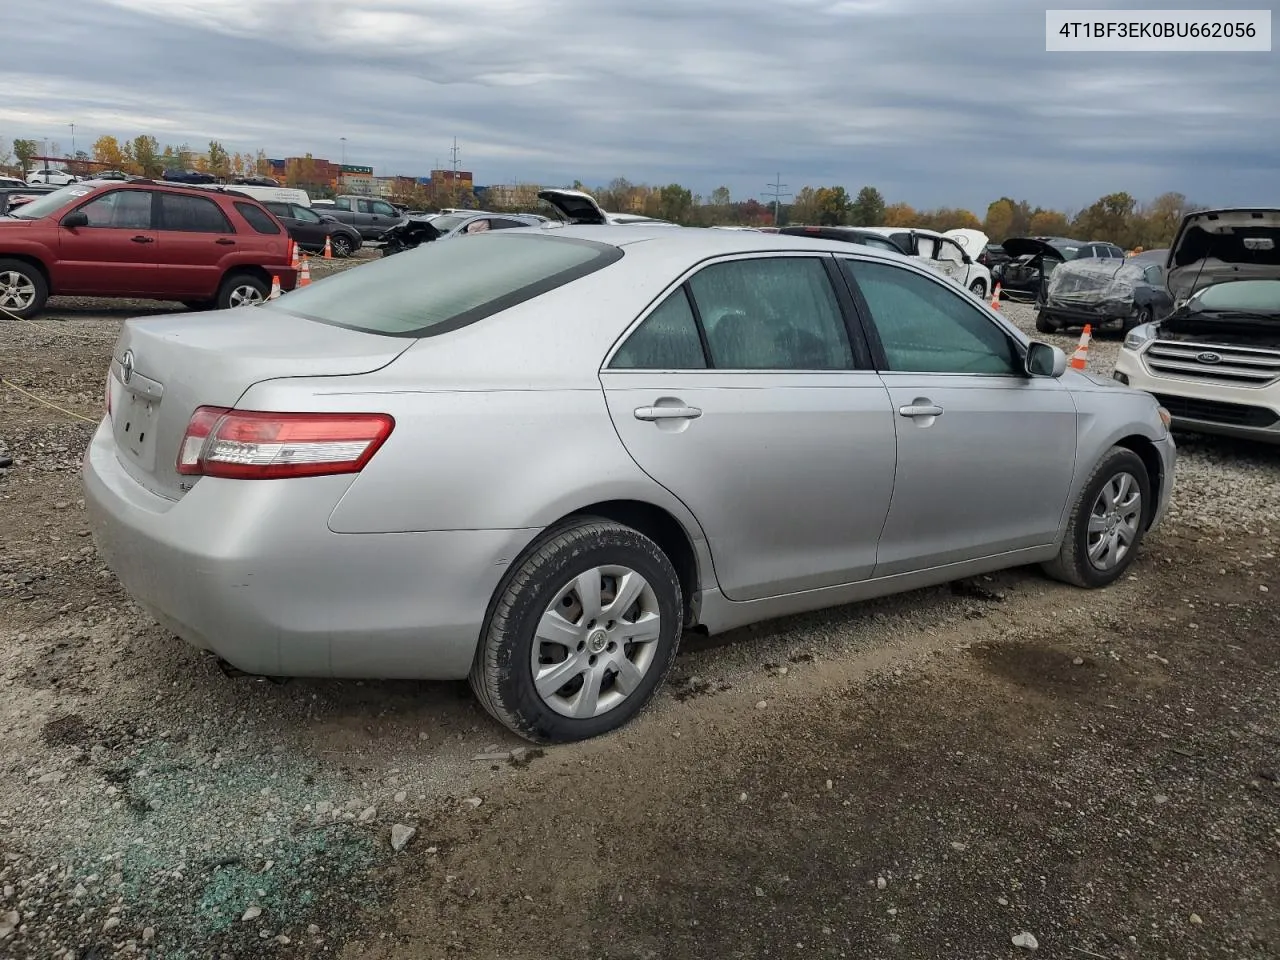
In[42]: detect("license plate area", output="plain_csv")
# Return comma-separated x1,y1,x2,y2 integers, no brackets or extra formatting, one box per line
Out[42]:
114,390,159,469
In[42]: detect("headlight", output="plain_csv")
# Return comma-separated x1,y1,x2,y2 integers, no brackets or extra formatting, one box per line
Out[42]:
1123,322,1158,352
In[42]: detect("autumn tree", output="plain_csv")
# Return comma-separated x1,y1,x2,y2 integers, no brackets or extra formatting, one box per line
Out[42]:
657,183,694,223
12,138,37,174
708,185,732,223
882,202,918,227
812,186,852,225
1028,209,1070,236
206,140,230,178
1072,192,1138,246
128,136,160,177
850,186,886,226
92,135,128,170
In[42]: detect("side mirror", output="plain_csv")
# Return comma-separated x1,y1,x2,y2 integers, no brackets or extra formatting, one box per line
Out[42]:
320,214,338,223
62,210,89,228
1026,341,1067,378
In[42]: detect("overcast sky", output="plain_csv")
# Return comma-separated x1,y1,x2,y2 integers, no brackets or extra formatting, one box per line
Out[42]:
2,0,1274,214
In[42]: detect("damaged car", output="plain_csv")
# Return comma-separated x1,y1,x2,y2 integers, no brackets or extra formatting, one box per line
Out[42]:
993,237,1125,300
1114,208,1280,444
1035,250,1173,334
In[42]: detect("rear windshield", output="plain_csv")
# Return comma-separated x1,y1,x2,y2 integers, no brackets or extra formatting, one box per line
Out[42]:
265,233,623,337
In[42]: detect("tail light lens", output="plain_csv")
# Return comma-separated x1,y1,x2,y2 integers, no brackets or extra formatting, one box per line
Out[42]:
176,407,394,480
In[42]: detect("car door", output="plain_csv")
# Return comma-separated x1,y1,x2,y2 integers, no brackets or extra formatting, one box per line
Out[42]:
153,191,238,298
54,188,159,295
599,254,898,601
837,256,1078,577
284,203,327,248
932,236,969,285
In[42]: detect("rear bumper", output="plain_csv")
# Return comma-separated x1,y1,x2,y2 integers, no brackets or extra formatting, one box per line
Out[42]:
82,419,537,679
1114,351,1280,444
1041,300,1136,327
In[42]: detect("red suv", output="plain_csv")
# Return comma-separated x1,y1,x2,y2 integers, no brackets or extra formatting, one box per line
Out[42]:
0,180,298,319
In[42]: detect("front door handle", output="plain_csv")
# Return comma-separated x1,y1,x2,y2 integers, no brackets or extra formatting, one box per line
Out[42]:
215,238,235,245
634,405,702,422
899,403,943,418
130,235,154,244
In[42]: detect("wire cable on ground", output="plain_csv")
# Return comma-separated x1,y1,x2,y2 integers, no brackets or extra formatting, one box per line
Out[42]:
1,376,99,424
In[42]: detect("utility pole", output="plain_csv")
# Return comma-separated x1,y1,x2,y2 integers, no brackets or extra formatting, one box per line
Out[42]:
450,137,460,208
763,172,790,226
69,123,76,161
340,137,346,166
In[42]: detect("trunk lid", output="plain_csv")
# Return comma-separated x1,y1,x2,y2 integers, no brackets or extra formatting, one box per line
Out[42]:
107,308,412,500
1046,258,1141,304
1166,208,1280,301
538,188,609,225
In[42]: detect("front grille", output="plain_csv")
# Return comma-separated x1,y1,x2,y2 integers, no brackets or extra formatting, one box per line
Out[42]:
1152,394,1279,429
1143,339,1280,387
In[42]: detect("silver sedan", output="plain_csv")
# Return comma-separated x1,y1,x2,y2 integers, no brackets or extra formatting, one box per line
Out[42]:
83,226,1176,743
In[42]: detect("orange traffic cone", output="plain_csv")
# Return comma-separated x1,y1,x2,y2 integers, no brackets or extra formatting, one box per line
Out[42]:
1069,324,1092,371
268,275,282,300
298,256,312,288
290,241,300,270
323,235,333,260
990,282,1001,310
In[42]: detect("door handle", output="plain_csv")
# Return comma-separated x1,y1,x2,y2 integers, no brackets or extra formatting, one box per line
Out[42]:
215,238,235,245
130,235,154,244
899,403,943,418
634,405,702,421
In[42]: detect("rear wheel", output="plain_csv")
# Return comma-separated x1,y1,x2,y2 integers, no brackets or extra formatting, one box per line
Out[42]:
330,234,354,258
0,259,49,320
1035,311,1058,334
182,300,214,312
969,278,987,299
470,518,683,744
216,273,269,310
1043,446,1150,589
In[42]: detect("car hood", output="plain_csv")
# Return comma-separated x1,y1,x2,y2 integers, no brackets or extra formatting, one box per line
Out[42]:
1001,237,1070,260
538,188,609,225
1166,208,1280,301
943,228,990,256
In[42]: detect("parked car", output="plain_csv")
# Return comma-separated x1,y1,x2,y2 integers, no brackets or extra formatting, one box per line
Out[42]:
1036,250,1173,334
1115,208,1280,444
82,227,1175,744
779,225,910,254
378,211,544,256
854,226,994,297
0,176,28,188
27,168,78,186
322,195,406,241
536,188,677,226
231,176,281,187
93,170,133,181
993,237,1126,300
0,184,59,216
162,169,217,185
0,180,296,318
262,201,362,257
978,243,1012,270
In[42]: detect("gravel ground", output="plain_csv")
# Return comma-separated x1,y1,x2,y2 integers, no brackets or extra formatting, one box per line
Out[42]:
2,279,1278,959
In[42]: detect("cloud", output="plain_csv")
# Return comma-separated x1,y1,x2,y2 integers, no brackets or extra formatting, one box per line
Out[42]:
2,0,1273,213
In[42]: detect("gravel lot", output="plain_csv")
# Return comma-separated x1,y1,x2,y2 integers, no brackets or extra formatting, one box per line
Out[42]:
2,263,1278,959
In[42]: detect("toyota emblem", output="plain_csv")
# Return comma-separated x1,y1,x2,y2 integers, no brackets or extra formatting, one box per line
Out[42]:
1196,351,1222,365
121,350,135,384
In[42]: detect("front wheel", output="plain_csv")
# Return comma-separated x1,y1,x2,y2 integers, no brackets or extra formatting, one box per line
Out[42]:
1122,305,1152,334
969,279,987,299
0,259,49,320
1035,311,1058,334
330,234,354,258
1042,447,1151,589
470,518,683,744
215,273,269,310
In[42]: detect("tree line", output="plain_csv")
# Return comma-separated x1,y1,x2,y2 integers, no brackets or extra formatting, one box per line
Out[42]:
0,134,270,181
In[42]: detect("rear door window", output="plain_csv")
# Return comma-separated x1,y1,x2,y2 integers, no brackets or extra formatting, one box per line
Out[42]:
235,202,281,234
158,193,233,233
372,201,398,217
609,287,707,369
266,234,622,337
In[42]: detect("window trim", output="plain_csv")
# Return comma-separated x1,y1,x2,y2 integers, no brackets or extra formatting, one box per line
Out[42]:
835,254,1031,379
601,251,875,375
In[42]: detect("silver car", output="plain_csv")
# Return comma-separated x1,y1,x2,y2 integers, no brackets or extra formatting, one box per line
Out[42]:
83,227,1176,743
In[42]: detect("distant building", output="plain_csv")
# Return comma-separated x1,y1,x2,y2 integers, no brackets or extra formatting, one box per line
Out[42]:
481,183,543,211
375,175,419,198
339,163,374,195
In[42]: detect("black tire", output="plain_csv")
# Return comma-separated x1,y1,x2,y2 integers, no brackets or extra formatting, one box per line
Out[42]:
215,272,269,310
1042,446,1151,589
470,518,684,744
1122,305,1152,335
182,300,214,312
969,279,987,299
1035,311,1058,334
0,258,50,320
330,234,354,258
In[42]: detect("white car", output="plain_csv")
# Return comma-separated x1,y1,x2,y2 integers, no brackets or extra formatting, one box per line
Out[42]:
27,168,78,186
538,188,678,227
1114,207,1280,444
854,226,992,299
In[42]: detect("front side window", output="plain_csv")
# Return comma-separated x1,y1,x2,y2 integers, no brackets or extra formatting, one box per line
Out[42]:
610,287,706,370
291,205,323,224
842,259,1018,375
158,193,233,233
936,238,965,265
74,190,153,229
1143,264,1163,284
266,234,622,337
688,257,852,370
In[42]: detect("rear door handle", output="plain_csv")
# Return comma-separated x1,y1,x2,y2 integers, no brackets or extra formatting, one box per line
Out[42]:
634,405,702,421
899,403,943,418
215,238,235,245
130,235,154,244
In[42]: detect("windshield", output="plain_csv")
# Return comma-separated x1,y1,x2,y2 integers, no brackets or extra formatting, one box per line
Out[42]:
5,184,94,220
265,233,623,337
428,214,471,233
1187,280,1280,315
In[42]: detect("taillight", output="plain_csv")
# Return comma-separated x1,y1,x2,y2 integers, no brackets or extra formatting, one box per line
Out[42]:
176,407,394,480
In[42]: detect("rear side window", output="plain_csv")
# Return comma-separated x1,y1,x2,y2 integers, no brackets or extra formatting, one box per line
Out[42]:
266,234,623,337
158,193,233,233
235,202,281,235
610,288,707,370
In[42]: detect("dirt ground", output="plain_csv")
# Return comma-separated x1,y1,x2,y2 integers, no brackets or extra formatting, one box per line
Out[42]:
1,283,1278,960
